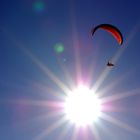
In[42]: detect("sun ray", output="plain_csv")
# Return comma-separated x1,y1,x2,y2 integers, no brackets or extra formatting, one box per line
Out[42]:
56,56,76,90
90,125,101,140
31,81,65,99
28,112,60,125
71,126,79,140
70,0,82,84
112,20,140,64
97,120,115,139
78,127,90,140
22,48,71,94
58,122,72,140
101,87,140,103
98,69,135,97
35,117,66,140
86,44,100,87
101,113,140,136
21,111,61,129
45,117,66,135
1,28,71,95
0,98,65,121
91,67,111,92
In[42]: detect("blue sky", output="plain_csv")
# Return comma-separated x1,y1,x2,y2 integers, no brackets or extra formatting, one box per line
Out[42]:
0,0,140,140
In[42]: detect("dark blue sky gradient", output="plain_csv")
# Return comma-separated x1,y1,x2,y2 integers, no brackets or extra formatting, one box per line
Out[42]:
0,0,140,140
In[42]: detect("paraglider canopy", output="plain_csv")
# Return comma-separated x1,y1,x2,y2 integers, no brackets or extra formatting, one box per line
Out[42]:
91,24,123,45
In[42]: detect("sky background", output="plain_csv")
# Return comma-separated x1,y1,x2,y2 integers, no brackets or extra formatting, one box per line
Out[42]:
0,0,140,140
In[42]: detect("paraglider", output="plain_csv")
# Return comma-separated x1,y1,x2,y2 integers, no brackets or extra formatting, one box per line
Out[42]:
91,24,123,67
91,24,123,45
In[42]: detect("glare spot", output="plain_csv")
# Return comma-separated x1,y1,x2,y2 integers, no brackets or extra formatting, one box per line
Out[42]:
33,1,45,13
54,43,64,54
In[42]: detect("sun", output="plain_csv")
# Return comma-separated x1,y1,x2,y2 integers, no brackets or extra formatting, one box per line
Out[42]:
64,85,102,127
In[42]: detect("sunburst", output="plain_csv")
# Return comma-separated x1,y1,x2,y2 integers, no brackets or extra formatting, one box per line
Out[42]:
1,14,140,140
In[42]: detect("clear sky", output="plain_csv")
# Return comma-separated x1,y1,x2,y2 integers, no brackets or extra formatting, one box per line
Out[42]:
0,0,140,140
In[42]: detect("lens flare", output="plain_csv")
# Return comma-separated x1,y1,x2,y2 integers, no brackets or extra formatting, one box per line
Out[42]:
32,1,45,13
54,43,64,54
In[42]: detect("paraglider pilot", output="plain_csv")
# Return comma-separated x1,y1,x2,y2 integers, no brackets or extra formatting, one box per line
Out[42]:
107,61,114,67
